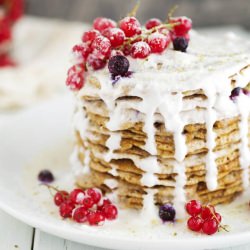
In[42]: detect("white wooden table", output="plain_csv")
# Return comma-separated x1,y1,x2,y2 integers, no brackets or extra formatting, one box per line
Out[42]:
1,209,250,250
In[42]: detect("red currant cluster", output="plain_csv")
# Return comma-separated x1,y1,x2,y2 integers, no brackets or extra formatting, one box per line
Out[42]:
186,200,227,235
52,187,118,226
66,15,192,91
0,0,24,67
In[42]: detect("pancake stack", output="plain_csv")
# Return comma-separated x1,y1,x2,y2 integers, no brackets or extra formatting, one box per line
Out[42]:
71,31,250,217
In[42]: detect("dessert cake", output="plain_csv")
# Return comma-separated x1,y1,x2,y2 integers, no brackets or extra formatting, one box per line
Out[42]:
67,15,250,218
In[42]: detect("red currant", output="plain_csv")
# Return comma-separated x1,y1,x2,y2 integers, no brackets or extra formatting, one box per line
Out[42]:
0,54,16,67
202,219,219,235
186,200,202,216
69,189,86,205
54,191,69,206
66,71,84,91
145,18,162,30
102,28,125,47
122,44,131,56
119,16,142,37
98,198,112,210
6,0,24,22
67,64,84,76
72,43,91,61
87,211,105,226
86,188,102,204
215,212,222,223
87,53,107,70
82,29,100,43
91,35,111,57
147,32,170,53
187,216,204,232
72,206,89,223
93,17,116,32
0,17,12,43
201,205,216,220
59,201,75,218
131,41,151,59
81,196,95,209
102,204,118,220
170,16,192,36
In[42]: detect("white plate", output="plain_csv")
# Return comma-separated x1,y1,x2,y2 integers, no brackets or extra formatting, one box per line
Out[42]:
1,96,250,250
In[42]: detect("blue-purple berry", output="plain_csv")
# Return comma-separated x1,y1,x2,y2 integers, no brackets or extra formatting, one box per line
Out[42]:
108,55,129,77
230,87,242,100
173,37,188,52
159,203,176,222
38,170,54,183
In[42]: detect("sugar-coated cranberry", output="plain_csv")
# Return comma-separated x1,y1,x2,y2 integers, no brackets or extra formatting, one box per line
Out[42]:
69,189,86,205
119,16,142,37
87,53,107,70
93,17,116,32
86,188,102,204
102,28,125,47
201,205,216,220
66,71,84,91
102,204,118,220
38,170,54,183
131,41,151,59
187,216,204,232
159,204,176,222
170,16,192,36
91,35,111,57
72,43,91,61
59,201,75,218
82,29,100,43
54,191,69,206
87,211,105,226
148,32,171,53
108,55,129,76
173,37,189,52
81,196,95,209
230,87,242,100
186,200,202,216
202,219,219,235
72,206,89,223
145,18,162,30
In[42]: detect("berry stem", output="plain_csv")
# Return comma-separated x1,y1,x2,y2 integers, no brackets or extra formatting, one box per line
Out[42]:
167,5,179,22
127,0,141,17
41,183,69,199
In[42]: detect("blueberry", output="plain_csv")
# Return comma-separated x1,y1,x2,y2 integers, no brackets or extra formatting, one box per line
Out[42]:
38,170,54,183
230,87,242,100
159,203,176,222
173,37,188,52
108,55,129,76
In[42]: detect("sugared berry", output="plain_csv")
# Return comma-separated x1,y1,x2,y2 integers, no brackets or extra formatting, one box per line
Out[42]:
145,18,162,30
202,219,219,235
82,29,100,43
93,17,116,32
54,191,69,206
59,201,75,218
72,206,89,223
69,189,86,204
187,216,204,232
66,71,84,91
148,32,171,53
119,16,142,37
103,28,125,47
82,196,95,209
38,170,54,183
186,200,202,216
72,43,91,62
173,37,189,52
91,35,111,57
87,53,107,70
102,204,118,220
108,55,129,76
98,198,112,210
159,204,176,222
170,16,192,36
201,205,216,220
131,41,151,59
230,87,242,100
86,188,102,204
87,211,105,226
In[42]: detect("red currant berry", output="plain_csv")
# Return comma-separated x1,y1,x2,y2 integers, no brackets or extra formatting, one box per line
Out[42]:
0,18,12,43
98,198,112,210
87,53,107,70
67,64,84,76
69,189,86,205
0,54,16,67
147,32,170,53
91,35,111,57
93,17,116,32
131,41,151,59
82,29,100,43
170,16,192,36
102,204,118,220
72,43,91,62
72,206,89,223
7,0,24,22
187,216,204,232
215,212,222,223
87,211,105,226
145,18,162,30
122,44,131,56
81,196,95,209
202,219,219,235
102,28,125,47
86,188,102,204
186,200,202,216
59,201,75,218
54,191,69,206
66,71,84,91
201,205,216,220
119,16,142,37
